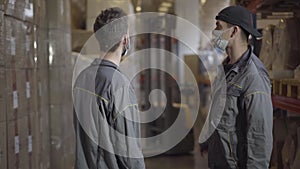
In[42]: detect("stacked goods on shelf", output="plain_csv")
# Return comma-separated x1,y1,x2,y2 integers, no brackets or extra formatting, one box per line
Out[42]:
47,0,74,169
272,18,300,78
259,25,275,70
5,0,34,23
0,11,3,65
1,0,74,168
3,13,36,169
271,78,300,99
0,0,4,11
0,68,7,169
260,18,300,97
295,66,300,80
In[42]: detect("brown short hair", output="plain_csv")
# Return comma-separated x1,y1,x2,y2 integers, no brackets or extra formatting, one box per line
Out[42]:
93,7,128,53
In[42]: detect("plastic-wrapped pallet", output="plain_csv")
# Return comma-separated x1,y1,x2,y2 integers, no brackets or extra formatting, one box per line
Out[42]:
5,0,34,23
273,18,300,70
3,16,29,69
295,65,300,80
0,0,5,11
259,25,275,70
0,11,4,66
34,0,47,27
0,68,7,169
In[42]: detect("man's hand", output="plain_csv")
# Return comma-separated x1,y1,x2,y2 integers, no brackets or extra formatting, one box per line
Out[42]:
199,143,208,157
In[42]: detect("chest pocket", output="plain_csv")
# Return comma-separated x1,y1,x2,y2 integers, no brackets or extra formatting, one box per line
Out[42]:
218,83,243,130
227,83,242,97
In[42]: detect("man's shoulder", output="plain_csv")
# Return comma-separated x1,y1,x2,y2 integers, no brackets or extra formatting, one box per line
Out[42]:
241,53,271,93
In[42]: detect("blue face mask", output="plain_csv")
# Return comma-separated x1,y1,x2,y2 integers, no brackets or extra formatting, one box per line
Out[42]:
212,28,232,53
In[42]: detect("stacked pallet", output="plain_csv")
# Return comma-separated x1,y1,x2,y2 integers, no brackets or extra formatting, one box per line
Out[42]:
260,17,300,79
1,0,47,169
271,79,300,99
0,0,75,169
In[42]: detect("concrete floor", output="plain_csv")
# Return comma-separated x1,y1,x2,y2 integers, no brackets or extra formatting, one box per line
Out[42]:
145,153,209,169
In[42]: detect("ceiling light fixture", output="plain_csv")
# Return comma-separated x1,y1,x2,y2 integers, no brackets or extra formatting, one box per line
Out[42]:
136,6,142,12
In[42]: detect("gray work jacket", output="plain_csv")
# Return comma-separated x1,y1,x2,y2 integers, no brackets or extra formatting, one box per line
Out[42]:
73,59,145,169
201,46,273,169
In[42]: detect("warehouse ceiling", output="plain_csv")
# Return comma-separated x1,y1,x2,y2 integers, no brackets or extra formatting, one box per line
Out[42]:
131,0,175,13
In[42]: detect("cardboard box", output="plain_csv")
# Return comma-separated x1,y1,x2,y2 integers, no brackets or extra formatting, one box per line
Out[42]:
273,18,300,70
0,121,7,169
19,138,30,169
7,115,33,169
6,68,36,122
259,25,275,70
295,65,300,80
4,16,35,69
24,23,35,69
0,11,4,66
0,0,5,11
6,69,26,121
0,68,6,122
7,117,28,146
4,16,24,68
7,138,21,169
5,0,34,23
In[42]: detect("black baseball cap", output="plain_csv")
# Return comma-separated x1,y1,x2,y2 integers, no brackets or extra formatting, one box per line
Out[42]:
215,5,262,38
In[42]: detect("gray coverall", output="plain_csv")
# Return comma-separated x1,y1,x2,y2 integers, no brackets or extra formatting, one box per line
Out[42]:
201,46,273,169
73,59,145,169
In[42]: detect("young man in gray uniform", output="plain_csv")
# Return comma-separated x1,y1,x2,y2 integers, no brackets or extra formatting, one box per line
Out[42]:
200,5,273,169
73,7,145,169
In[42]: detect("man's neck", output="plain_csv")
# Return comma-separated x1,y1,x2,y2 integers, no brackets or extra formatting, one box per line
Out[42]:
101,51,121,66
227,44,248,64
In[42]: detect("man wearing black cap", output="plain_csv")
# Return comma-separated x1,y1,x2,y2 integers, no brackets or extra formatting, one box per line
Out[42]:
200,5,273,169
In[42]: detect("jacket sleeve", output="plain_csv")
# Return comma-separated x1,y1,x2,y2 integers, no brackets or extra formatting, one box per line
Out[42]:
110,86,145,169
243,75,273,169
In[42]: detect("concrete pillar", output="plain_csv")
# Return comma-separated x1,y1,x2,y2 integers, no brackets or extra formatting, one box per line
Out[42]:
175,0,200,83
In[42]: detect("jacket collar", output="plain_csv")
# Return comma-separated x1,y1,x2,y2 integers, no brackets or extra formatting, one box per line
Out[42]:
91,58,119,70
223,45,252,74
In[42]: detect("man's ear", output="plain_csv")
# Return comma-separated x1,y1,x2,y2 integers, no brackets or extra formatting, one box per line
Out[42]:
230,26,238,38
122,34,129,45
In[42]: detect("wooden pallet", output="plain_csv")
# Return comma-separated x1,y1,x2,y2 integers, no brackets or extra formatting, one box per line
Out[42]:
271,79,281,96
274,79,300,99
